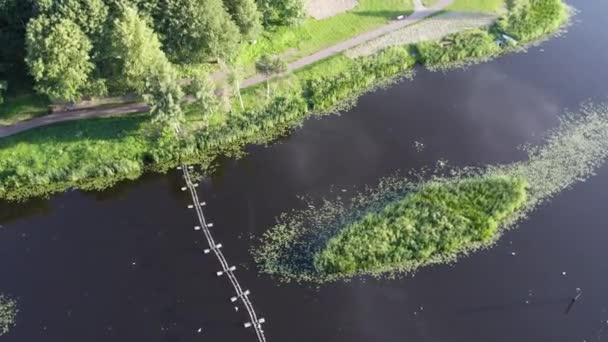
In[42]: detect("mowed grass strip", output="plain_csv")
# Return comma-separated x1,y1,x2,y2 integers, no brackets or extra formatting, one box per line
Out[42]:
448,0,507,13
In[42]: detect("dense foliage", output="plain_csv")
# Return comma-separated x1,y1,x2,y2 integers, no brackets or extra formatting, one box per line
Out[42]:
158,0,241,63
224,0,263,38
495,0,568,42
0,0,303,103
107,5,170,93
25,17,95,101
314,176,527,275
415,29,501,68
256,0,305,26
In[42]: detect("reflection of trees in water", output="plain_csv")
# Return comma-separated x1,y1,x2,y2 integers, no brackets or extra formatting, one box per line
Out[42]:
0,198,51,224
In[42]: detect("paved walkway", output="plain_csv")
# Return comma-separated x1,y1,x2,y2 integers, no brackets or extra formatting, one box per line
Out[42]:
0,0,453,138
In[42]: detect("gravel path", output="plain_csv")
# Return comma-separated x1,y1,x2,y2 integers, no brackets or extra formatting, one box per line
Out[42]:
0,0,454,138
346,11,497,58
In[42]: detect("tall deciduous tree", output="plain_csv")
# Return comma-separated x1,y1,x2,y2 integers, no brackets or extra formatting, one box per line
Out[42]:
226,64,244,110
256,0,305,27
144,60,184,131
108,5,169,93
34,0,109,37
188,72,218,125
160,0,241,63
255,54,287,99
223,0,263,38
25,16,94,101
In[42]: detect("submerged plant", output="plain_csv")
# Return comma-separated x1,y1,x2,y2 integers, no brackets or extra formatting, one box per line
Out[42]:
253,103,608,283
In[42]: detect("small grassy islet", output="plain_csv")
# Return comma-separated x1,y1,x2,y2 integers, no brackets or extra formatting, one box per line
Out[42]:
253,103,608,282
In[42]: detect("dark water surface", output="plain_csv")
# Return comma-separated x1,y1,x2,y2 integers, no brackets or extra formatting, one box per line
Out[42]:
2,1,608,341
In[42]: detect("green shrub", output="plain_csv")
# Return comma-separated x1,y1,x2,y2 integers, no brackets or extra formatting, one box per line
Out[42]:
314,176,527,275
415,28,501,67
495,0,568,42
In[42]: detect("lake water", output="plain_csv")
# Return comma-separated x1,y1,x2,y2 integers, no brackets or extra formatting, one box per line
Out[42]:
2,1,608,341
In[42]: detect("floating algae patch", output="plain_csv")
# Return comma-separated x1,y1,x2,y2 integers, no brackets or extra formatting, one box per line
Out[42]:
253,103,608,283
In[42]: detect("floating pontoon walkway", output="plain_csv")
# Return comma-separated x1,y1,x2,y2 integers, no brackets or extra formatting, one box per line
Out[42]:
179,165,267,342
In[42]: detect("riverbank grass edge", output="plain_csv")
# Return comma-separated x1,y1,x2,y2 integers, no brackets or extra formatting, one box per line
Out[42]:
0,0,571,201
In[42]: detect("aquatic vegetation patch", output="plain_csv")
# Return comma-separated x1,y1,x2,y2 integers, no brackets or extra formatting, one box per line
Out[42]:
314,176,527,275
253,103,608,283
0,294,17,336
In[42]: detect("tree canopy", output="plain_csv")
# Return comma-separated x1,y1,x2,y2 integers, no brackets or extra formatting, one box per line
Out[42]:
224,0,263,38
108,5,169,93
34,0,109,36
143,60,184,131
159,0,241,63
25,16,94,101
256,0,305,26
4,0,307,103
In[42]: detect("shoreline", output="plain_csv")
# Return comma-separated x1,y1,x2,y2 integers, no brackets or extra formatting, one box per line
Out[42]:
0,0,572,202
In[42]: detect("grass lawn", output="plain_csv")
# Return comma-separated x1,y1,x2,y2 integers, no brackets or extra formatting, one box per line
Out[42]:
448,0,507,13
236,0,414,69
0,93,50,126
422,0,441,7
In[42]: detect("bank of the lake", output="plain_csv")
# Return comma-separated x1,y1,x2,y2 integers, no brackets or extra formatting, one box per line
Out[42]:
0,0,570,201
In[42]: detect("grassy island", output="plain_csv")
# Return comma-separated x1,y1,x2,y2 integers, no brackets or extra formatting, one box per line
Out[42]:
0,0,570,201
253,103,608,283
314,176,527,276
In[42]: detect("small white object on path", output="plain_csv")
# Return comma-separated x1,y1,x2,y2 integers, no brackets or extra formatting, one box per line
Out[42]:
197,328,203,333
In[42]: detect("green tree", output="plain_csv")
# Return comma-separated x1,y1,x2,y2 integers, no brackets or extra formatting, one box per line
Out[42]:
159,0,241,63
255,54,287,99
256,0,305,26
226,64,245,110
143,61,184,132
110,0,158,16
224,0,263,38
34,0,109,37
188,73,218,123
108,5,169,93
25,16,94,101
0,294,17,336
